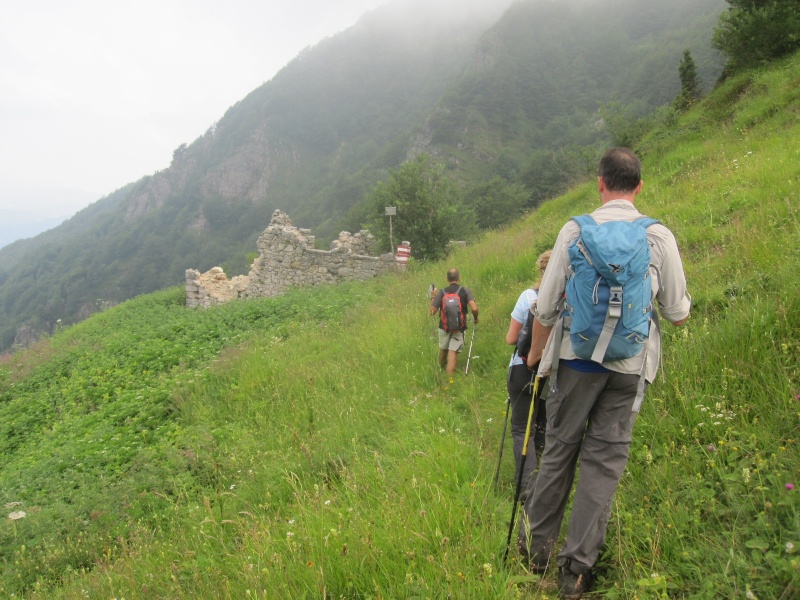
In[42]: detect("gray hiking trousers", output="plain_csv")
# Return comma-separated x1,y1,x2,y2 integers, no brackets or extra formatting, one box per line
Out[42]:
520,364,640,571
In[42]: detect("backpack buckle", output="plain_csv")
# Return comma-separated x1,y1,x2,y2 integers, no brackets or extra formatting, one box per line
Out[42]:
608,287,623,319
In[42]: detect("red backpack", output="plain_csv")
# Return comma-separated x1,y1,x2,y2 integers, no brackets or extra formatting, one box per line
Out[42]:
441,286,465,332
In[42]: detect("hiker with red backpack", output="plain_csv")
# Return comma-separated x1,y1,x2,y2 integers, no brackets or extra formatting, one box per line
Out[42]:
429,268,479,376
520,148,691,599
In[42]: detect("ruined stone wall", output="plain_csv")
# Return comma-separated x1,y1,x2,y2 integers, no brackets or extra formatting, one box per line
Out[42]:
186,210,397,308
185,267,249,308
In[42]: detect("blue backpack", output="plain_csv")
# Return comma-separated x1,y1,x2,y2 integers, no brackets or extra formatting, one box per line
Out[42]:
565,215,659,363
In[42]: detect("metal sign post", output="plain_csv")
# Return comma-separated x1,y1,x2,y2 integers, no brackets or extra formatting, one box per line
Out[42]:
385,206,396,253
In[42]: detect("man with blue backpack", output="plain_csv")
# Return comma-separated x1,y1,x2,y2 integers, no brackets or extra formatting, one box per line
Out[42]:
520,148,691,599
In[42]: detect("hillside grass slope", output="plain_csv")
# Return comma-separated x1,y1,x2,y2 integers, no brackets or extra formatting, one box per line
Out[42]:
1,52,799,598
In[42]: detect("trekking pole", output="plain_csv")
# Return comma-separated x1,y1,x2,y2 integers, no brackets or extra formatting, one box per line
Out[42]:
503,375,540,564
492,395,512,491
464,322,476,375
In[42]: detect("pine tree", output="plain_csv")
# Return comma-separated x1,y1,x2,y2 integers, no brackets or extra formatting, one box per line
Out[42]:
712,0,800,73
674,49,701,111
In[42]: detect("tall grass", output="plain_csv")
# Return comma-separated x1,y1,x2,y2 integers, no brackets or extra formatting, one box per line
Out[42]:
1,54,799,598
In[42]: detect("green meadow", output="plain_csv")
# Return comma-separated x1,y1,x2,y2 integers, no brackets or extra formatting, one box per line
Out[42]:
1,54,798,599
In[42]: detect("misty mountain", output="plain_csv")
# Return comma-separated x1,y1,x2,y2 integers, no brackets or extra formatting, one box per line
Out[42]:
0,0,725,352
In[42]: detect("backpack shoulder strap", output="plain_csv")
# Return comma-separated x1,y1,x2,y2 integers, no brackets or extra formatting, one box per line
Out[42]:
570,214,596,229
633,216,660,229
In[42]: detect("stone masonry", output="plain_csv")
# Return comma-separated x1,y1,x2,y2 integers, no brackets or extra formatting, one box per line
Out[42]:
186,210,397,308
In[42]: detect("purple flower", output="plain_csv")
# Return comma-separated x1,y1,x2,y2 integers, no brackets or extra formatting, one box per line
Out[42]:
707,445,715,452
786,483,795,491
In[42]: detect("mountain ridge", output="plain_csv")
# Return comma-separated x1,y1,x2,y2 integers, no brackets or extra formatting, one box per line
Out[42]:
0,0,725,352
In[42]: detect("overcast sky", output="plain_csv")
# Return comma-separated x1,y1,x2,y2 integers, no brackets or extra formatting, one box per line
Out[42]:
0,0,389,219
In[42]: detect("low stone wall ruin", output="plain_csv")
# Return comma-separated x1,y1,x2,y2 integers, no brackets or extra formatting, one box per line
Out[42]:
186,210,398,308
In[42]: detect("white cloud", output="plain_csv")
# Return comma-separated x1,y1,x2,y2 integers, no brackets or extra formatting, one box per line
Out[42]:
0,0,389,204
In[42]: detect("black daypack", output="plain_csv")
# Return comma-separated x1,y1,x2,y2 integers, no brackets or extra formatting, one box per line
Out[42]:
515,306,535,359
441,286,465,332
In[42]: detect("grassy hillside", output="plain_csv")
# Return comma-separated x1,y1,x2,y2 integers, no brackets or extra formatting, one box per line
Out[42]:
1,52,799,598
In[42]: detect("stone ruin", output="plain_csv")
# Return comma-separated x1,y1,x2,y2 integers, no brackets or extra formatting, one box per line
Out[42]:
185,210,398,308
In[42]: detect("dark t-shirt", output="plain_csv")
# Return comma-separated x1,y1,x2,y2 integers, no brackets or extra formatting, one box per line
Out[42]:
432,283,474,331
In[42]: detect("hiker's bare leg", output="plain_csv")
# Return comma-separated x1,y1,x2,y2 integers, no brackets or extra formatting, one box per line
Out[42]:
439,349,449,370
446,349,458,374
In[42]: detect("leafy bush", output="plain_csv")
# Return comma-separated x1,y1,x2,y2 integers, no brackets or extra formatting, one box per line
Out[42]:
366,154,476,260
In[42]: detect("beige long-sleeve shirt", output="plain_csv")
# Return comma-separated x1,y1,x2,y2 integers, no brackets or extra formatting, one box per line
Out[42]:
535,199,691,383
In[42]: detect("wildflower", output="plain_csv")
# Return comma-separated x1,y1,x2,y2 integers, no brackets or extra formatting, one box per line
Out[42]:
439,428,445,434
8,511,26,520
482,563,493,577
230,485,236,490
487,418,493,423
4,502,21,508
746,588,757,600
786,542,795,553
707,445,715,452
786,483,795,491
288,519,296,525
324,500,331,506
286,532,295,538
742,468,751,484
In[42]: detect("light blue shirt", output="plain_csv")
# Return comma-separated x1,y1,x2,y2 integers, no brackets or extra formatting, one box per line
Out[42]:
509,287,538,367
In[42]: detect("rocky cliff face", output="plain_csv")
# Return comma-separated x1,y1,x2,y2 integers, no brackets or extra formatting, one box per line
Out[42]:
124,126,299,224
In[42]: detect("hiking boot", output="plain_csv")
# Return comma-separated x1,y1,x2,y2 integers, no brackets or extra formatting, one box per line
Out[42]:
558,559,593,599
